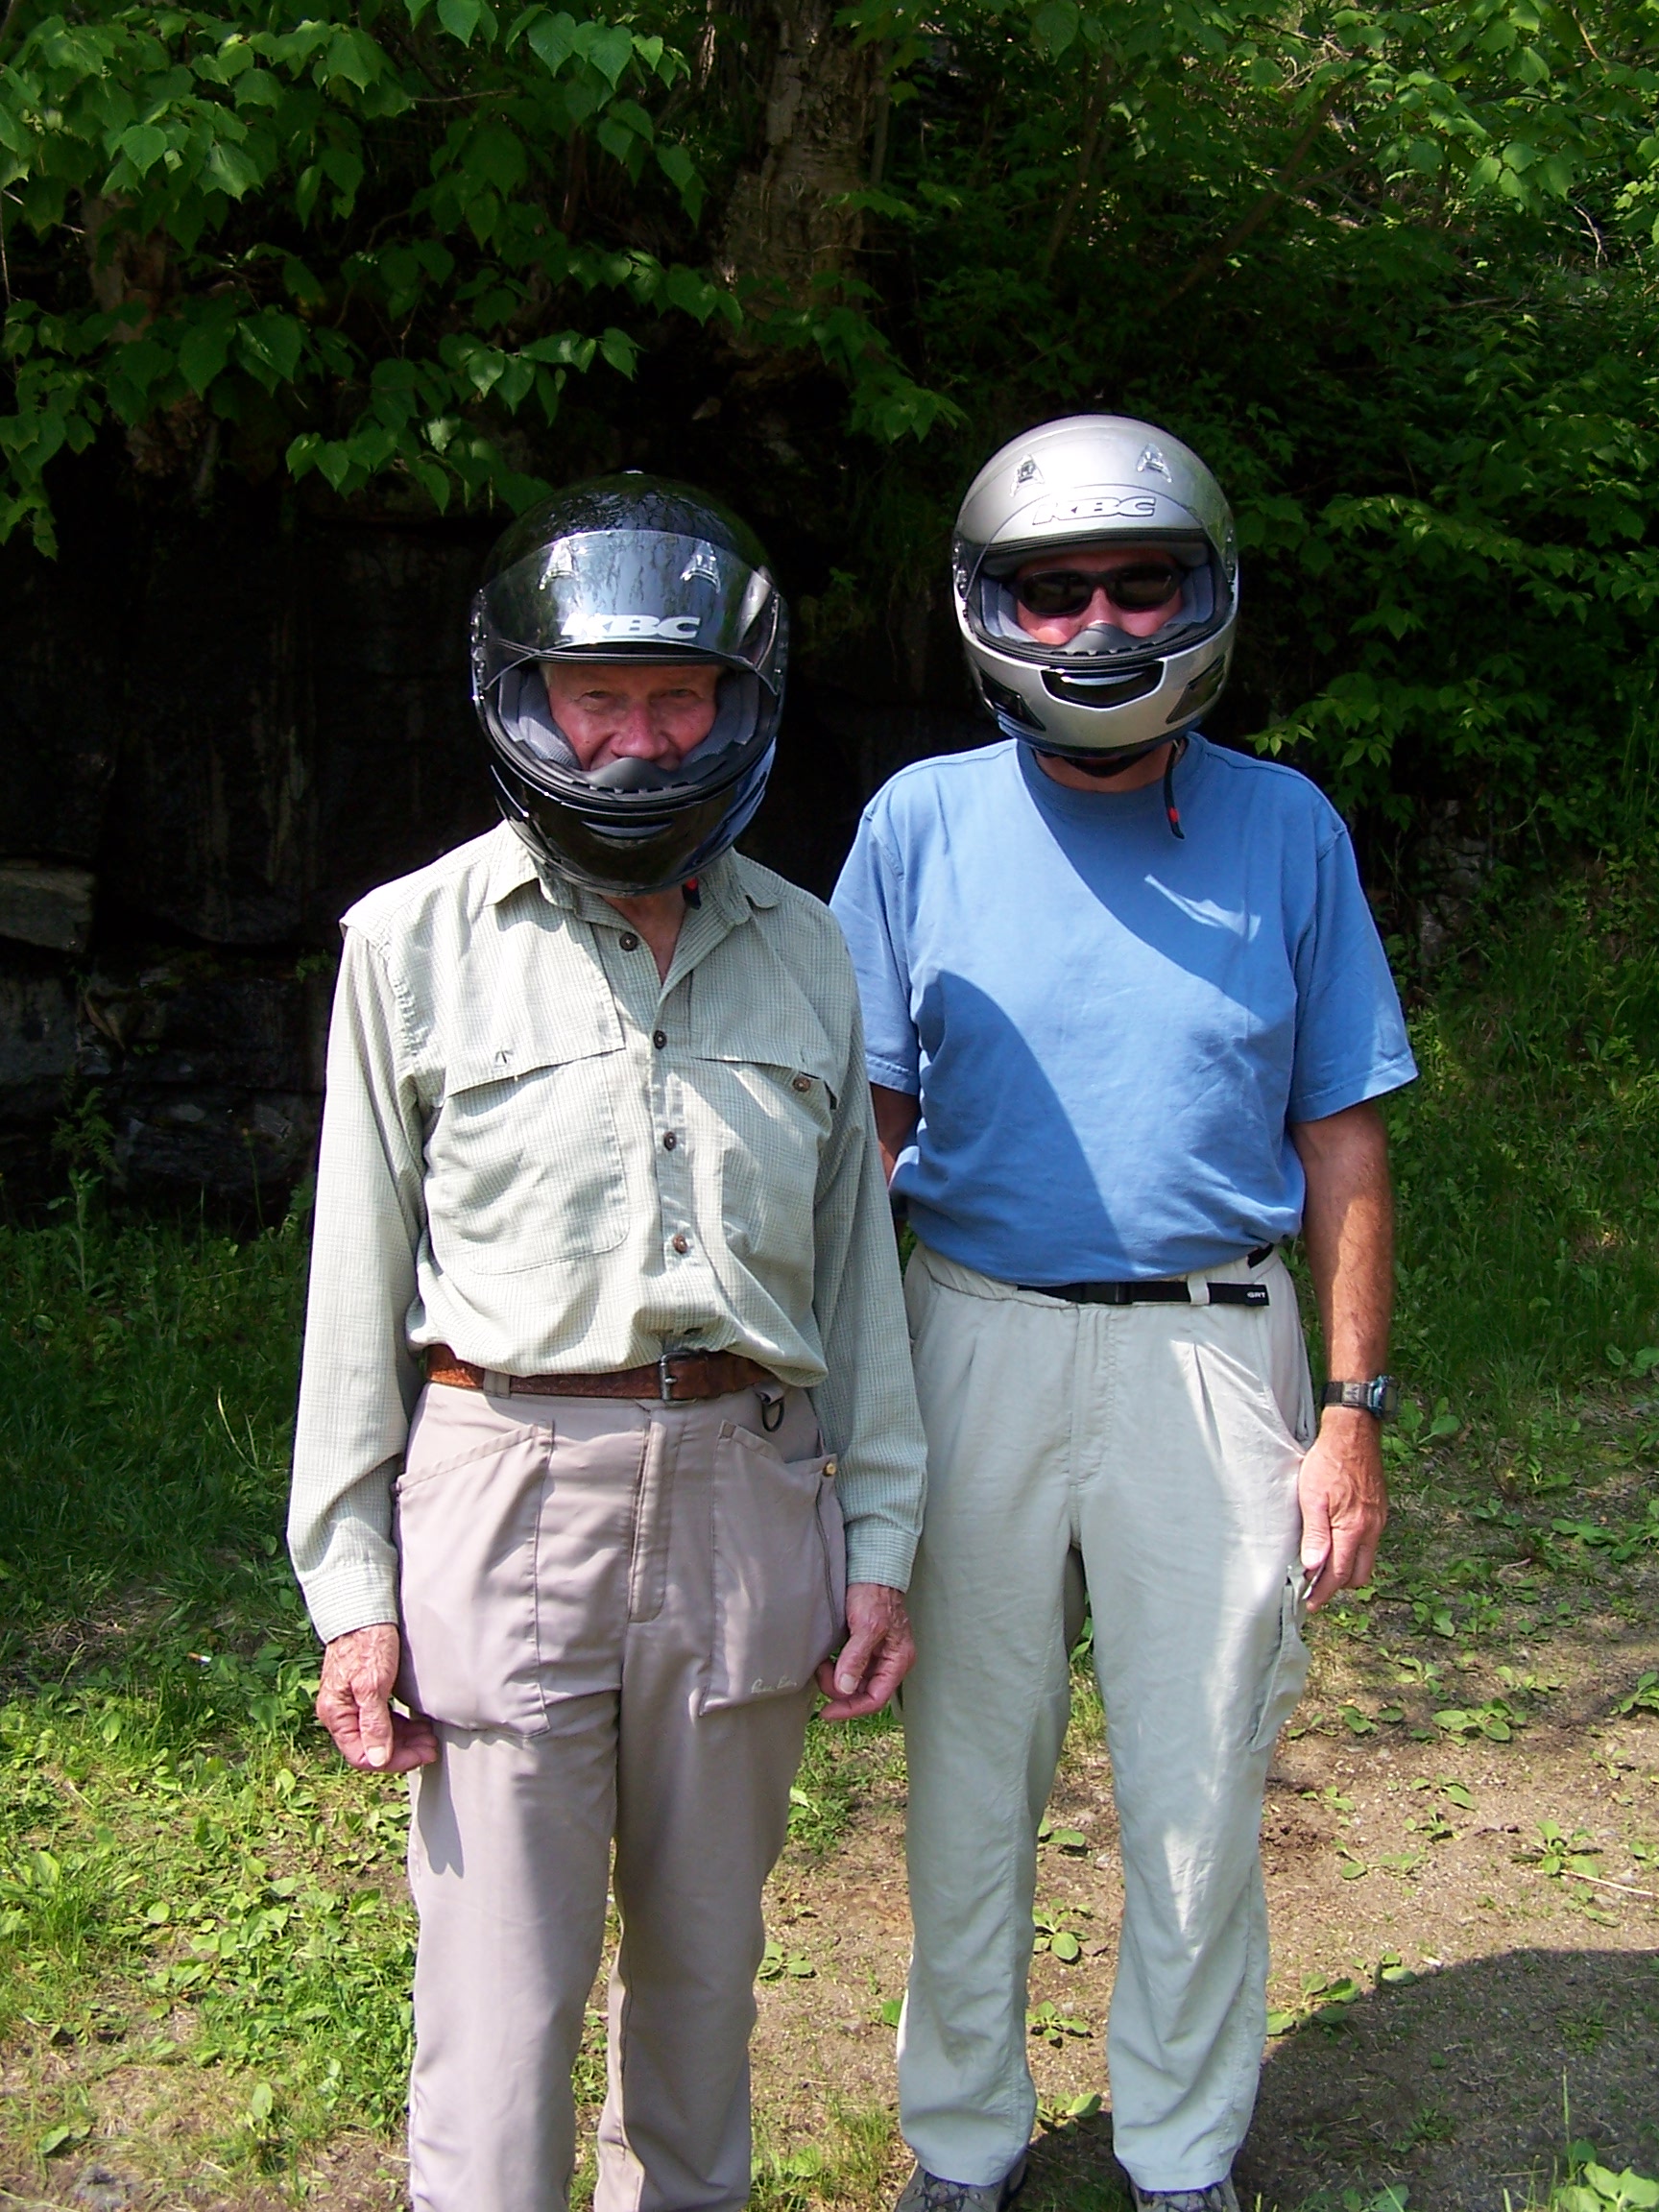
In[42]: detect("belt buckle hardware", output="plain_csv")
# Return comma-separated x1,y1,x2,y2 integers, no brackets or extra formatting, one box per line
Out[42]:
658,1347,693,1403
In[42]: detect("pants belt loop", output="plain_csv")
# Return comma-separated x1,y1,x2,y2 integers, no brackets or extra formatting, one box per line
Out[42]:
483,1368,512,1397
1185,1270,1212,1309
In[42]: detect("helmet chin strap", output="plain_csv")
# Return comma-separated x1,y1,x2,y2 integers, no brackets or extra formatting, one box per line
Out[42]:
1031,734,1189,838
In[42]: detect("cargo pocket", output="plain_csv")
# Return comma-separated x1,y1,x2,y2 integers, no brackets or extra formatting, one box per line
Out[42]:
701,1423,846,1713
394,1392,555,1735
1247,1565,1311,1753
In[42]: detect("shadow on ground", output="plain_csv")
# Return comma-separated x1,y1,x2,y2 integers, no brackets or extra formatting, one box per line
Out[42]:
1019,1945,1659,2212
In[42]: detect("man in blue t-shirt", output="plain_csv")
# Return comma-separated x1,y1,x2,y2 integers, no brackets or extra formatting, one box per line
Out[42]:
830,417,1417,2212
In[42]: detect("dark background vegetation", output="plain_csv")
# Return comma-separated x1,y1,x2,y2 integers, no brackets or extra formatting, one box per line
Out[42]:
2,0,1658,1211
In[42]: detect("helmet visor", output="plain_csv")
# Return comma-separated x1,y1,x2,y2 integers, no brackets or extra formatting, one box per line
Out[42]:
965,536,1224,668
475,529,781,690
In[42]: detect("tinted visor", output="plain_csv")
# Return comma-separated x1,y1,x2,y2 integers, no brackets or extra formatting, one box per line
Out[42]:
475,529,781,689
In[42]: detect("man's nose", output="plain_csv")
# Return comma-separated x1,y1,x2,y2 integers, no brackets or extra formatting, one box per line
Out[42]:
608,704,676,759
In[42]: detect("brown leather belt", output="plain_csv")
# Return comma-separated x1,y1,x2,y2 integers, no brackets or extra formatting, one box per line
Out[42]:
425,1343,777,1404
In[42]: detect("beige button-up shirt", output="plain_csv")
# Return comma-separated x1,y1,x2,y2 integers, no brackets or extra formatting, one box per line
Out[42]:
288,825,927,1645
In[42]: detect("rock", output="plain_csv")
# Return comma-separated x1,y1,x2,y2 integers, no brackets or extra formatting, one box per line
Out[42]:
0,858,96,953
108,1084,322,1208
71,2162,134,2210
80,958,332,1094
0,947,76,1123
70,952,332,1210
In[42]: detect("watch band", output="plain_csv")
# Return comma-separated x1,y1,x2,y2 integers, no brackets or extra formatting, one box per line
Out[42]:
1319,1376,1401,1420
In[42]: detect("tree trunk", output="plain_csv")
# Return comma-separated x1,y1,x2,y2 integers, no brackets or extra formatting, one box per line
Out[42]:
719,0,877,303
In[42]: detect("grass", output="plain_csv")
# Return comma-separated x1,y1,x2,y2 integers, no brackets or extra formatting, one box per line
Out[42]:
2,859,1659,2201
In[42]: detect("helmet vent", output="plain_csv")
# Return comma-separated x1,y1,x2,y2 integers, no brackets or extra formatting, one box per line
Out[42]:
981,675,1045,730
1042,665,1160,709
1164,656,1228,723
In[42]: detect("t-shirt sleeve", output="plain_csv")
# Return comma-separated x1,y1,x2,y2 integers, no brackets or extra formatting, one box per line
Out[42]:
830,810,921,1095
1288,822,1418,1123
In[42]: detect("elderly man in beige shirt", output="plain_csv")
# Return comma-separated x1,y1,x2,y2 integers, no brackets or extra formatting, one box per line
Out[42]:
288,476,926,2212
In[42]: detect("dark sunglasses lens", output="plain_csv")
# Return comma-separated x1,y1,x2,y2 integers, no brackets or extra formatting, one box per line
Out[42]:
1106,565,1182,611
1015,571,1096,617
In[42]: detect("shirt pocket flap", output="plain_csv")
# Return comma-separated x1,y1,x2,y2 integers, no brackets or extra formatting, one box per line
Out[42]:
692,1012,841,1104
444,1001,626,1096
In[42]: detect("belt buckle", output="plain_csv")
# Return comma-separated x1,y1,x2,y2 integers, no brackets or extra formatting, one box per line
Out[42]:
658,1347,693,1403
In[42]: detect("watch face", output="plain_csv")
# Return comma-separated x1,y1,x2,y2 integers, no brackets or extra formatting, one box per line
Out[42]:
1375,1376,1402,1419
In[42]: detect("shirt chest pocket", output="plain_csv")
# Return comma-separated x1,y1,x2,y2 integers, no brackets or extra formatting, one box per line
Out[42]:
424,1028,630,1275
686,1026,839,1263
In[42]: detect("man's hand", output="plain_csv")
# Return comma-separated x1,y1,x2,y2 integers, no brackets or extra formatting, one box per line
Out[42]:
1297,1410,1388,1610
815,1583,915,1720
317,1624,440,1772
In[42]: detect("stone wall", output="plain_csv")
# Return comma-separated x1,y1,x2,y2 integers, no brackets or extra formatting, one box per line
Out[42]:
0,478,986,1214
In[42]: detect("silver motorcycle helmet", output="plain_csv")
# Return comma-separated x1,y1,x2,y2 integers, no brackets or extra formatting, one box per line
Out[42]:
471,475,788,893
953,415,1238,761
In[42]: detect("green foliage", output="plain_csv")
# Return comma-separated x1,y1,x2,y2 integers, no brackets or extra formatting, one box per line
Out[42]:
0,0,936,551
1387,856,1659,1420
3,0,1657,839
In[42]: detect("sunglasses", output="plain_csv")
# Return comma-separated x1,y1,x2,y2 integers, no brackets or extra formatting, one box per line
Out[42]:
1012,562,1184,618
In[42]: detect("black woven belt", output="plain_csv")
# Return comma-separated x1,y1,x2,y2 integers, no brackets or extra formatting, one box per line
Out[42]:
1017,1244,1276,1308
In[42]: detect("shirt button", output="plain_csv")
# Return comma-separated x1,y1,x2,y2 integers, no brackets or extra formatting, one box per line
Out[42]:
653,1029,668,1049
791,1073,812,1093
619,932,639,951
671,1233,690,1255
662,1131,678,1150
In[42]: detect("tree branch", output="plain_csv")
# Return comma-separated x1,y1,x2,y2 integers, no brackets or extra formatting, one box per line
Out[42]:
1041,43,1114,278
1151,85,1340,319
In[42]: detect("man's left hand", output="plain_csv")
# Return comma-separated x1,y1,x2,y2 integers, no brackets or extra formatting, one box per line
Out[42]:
815,1582,914,1720
1298,1410,1388,1610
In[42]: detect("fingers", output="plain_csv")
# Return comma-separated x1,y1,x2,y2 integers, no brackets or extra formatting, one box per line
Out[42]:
316,1624,439,1773
816,1614,917,1723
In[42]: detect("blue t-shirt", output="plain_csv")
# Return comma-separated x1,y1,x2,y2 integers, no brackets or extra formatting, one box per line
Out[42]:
830,735,1417,1284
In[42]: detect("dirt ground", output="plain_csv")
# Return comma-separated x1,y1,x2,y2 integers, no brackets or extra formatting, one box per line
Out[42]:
4,1460,1658,2212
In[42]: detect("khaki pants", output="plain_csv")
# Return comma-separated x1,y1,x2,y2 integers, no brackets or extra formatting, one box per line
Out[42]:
396,1380,842,2212
897,1244,1312,2196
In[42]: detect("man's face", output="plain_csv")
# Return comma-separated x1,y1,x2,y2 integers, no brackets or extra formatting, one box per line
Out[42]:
542,660,721,771
1011,542,1185,646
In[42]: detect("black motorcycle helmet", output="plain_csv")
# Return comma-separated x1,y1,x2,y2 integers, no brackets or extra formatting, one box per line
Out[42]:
471,475,789,894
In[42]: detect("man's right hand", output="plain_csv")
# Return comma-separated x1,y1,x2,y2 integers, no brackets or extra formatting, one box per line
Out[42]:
317,1624,440,1772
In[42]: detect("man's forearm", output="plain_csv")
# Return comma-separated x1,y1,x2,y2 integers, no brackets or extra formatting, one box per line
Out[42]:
871,1083,921,1188
1291,1098,1394,1377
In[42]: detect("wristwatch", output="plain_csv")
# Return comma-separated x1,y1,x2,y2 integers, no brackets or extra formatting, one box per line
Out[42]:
1319,1376,1400,1421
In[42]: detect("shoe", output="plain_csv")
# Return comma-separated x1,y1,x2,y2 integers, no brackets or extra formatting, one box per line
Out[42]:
1129,2179,1239,2212
893,2152,1029,2212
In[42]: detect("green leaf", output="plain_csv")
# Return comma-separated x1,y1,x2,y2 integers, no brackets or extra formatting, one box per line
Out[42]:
117,124,169,177
205,139,261,199
657,144,704,221
438,0,483,43
597,326,637,377
469,124,527,194
527,11,577,72
1030,0,1079,57
178,319,234,397
1049,1930,1082,1962
583,23,634,85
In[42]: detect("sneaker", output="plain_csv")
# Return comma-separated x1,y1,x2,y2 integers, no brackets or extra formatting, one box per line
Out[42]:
1130,2180,1239,2212
893,2152,1029,2212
